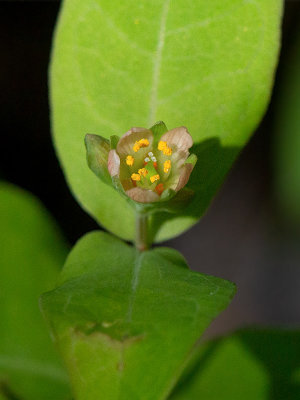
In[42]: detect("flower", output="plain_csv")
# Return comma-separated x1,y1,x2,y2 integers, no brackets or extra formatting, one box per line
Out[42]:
107,125,196,203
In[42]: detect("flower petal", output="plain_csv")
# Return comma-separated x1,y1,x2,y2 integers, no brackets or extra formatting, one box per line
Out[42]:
108,150,120,177
126,187,160,203
160,126,193,153
175,163,194,192
117,127,153,157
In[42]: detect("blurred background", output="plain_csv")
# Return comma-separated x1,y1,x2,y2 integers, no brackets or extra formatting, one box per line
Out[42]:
0,0,299,338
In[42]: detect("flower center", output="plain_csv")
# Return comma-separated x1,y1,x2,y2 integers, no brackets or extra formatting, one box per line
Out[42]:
131,152,160,186
126,139,173,196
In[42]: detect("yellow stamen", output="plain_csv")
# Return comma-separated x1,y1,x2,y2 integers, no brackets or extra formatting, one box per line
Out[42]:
133,142,140,152
158,141,167,151
138,138,149,147
158,140,172,155
131,173,141,181
138,168,148,177
133,138,150,152
164,160,171,173
150,174,160,183
163,146,172,155
126,155,134,166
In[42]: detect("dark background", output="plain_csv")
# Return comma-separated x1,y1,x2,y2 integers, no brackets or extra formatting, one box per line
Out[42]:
0,0,299,338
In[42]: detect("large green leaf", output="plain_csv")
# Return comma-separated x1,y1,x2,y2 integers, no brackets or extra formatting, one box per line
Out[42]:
0,182,71,400
170,329,300,400
40,231,235,400
274,29,300,224
50,0,283,242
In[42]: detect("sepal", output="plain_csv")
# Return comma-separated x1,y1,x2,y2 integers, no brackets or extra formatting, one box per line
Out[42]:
85,134,111,185
185,153,197,167
128,187,194,215
149,121,168,138
110,135,120,150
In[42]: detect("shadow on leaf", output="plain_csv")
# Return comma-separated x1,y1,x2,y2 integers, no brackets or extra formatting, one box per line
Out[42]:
170,329,300,400
151,137,239,240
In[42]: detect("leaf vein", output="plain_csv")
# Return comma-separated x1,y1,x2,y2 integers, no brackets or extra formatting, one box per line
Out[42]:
148,0,170,126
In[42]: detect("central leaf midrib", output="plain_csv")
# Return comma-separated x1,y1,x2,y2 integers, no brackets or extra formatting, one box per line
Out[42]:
148,0,170,126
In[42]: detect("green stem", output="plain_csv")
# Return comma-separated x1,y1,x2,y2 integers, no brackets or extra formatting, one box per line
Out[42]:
135,213,150,251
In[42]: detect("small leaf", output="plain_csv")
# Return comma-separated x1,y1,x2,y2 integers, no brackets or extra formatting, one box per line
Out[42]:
50,0,283,241
85,133,111,185
41,231,236,400
0,182,70,400
170,329,300,400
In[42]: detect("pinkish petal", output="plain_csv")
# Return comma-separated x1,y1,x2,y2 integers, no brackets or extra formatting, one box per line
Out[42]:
161,126,193,153
108,150,120,177
126,187,160,203
117,127,153,157
175,163,194,192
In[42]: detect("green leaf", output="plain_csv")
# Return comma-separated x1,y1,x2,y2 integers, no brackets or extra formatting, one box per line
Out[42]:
50,0,283,241
0,182,71,400
274,29,300,224
40,231,235,400
170,329,300,400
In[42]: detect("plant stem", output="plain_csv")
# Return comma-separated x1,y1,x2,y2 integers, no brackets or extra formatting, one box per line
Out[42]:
135,213,149,251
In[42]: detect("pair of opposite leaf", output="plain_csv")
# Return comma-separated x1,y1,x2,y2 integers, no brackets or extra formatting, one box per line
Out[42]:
85,121,197,212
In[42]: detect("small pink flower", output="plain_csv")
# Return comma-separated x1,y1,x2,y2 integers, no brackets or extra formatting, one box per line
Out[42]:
107,125,196,203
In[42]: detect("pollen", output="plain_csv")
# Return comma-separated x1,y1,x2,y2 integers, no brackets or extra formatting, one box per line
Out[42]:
164,160,171,173
138,168,148,177
126,155,134,166
150,174,160,183
139,138,149,147
133,142,140,152
155,183,164,195
158,140,172,155
133,138,150,152
158,141,167,151
131,173,141,181
163,146,172,155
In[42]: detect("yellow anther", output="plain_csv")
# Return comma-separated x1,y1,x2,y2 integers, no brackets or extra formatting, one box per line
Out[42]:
133,138,150,152
126,155,134,166
131,173,141,181
163,146,172,155
158,141,167,151
164,160,171,173
138,168,148,177
133,142,140,152
158,140,172,155
150,174,160,183
138,138,149,147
